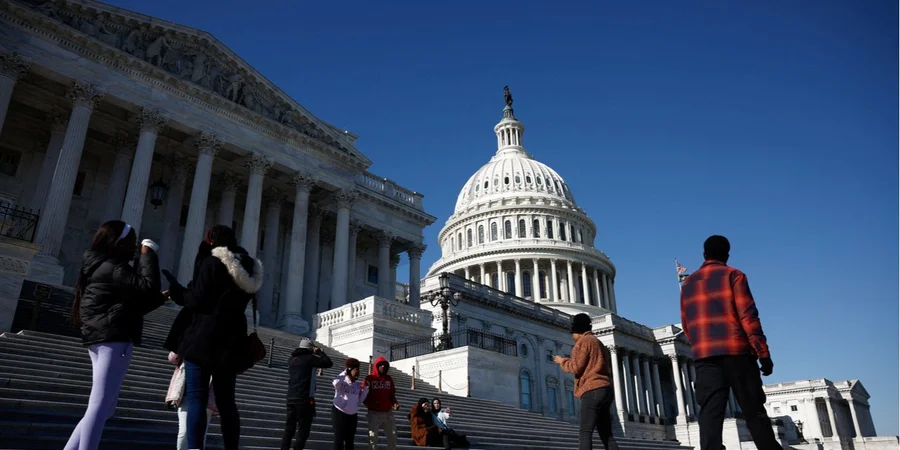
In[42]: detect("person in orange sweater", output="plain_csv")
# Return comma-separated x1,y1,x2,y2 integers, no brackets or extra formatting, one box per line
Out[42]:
362,356,399,450
554,313,618,450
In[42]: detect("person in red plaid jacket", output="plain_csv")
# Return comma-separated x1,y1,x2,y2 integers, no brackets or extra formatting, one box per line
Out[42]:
680,235,780,450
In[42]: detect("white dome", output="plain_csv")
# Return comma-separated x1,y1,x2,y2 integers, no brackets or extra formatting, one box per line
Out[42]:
454,151,578,214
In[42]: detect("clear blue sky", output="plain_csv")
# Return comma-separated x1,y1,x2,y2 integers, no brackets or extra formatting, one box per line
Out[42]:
110,0,898,435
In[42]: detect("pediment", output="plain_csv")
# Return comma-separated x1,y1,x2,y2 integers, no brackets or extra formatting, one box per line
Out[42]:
16,0,372,166
848,379,870,398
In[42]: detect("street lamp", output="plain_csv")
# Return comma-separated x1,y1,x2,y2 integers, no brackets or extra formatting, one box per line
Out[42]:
429,273,462,350
795,420,806,443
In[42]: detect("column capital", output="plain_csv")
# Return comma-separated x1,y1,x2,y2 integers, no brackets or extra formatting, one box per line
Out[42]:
67,81,105,110
407,243,426,259
606,345,618,354
194,131,222,156
514,258,521,264
48,108,69,134
349,218,363,237
377,231,395,248
0,52,30,80
137,107,168,135
390,254,401,268
334,189,358,209
264,187,287,206
245,152,272,176
291,171,316,192
221,171,242,193
667,354,681,362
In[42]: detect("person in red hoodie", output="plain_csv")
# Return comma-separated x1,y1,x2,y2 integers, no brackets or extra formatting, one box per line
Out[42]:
362,356,400,450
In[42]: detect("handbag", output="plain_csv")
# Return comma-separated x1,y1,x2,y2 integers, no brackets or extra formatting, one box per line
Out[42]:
234,295,266,374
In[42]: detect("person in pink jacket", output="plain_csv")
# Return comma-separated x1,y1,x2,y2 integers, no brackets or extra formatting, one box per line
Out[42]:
331,358,369,450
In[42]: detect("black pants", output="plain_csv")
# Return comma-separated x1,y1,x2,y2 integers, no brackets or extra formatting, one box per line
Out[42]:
281,402,315,450
694,355,781,450
579,387,618,450
331,406,358,450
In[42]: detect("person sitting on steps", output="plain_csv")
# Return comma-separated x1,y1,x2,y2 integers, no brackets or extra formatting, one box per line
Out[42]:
409,397,450,450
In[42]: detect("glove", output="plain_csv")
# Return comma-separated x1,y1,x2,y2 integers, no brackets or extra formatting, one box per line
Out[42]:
141,239,159,253
759,357,774,376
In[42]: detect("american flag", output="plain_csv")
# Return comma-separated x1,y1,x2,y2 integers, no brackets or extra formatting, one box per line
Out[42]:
675,259,689,283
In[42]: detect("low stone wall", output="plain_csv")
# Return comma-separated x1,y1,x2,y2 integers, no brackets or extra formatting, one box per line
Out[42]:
0,237,41,333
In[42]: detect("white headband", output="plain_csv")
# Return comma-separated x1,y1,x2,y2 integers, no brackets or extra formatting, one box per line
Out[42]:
115,223,132,245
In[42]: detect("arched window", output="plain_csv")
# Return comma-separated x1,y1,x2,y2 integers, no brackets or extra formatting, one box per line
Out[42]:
506,272,516,295
546,220,554,239
546,178,553,191
484,181,488,189
518,219,526,238
547,377,559,414
478,225,484,244
523,271,533,298
532,219,540,238
504,220,512,239
490,222,498,241
450,237,454,252
525,175,532,184
520,371,532,410
504,176,510,185
560,222,567,241
536,177,542,185
538,271,547,298
493,178,499,187
458,232,463,248
475,183,479,192
566,383,576,415
467,229,473,247
515,174,521,184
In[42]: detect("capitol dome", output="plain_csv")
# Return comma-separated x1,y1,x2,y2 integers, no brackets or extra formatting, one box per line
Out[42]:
428,91,618,317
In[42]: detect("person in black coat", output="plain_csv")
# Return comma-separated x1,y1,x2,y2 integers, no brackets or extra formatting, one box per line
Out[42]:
175,225,263,450
282,337,334,450
64,220,163,450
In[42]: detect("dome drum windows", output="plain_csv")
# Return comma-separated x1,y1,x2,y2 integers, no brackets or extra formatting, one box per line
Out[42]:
525,174,532,184
478,225,485,244
532,219,540,238
490,222,498,241
467,229,473,247
560,222,567,241
546,220,554,239
504,220,512,239
518,219,526,238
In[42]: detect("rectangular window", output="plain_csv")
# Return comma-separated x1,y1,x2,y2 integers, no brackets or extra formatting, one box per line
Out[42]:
546,349,553,363
548,386,557,413
367,265,379,284
0,149,21,177
73,171,87,197
790,405,798,412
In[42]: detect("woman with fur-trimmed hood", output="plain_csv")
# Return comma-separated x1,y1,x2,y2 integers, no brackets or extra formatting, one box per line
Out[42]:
176,225,263,450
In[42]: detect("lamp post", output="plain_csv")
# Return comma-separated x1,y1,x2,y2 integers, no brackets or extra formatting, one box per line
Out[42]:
795,420,806,443
428,273,462,351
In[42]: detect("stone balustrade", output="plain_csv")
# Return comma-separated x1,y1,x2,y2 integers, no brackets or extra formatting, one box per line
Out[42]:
356,171,425,210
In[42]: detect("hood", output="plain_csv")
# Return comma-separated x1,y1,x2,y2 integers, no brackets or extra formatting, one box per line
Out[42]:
212,246,264,294
81,249,123,277
371,356,390,375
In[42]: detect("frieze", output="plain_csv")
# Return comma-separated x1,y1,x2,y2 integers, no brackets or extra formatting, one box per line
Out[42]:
0,256,29,275
18,0,354,155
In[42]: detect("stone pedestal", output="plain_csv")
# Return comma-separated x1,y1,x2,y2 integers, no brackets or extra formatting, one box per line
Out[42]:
391,346,519,403
0,237,41,333
311,295,434,362
26,254,65,285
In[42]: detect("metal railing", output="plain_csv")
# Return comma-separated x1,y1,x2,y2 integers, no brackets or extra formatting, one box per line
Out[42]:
0,202,38,242
389,327,518,361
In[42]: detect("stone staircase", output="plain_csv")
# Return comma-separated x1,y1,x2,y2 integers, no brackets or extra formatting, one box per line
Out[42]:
0,304,693,449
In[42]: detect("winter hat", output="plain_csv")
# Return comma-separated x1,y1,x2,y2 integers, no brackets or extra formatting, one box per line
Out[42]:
297,337,313,350
570,313,593,334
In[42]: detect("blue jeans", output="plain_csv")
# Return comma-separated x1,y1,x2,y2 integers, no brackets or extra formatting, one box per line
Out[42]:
184,361,239,449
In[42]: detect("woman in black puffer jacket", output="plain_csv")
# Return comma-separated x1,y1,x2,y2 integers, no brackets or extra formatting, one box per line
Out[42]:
176,225,263,450
64,220,163,450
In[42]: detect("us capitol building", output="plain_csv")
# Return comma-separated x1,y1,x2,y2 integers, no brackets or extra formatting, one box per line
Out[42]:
0,1,893,449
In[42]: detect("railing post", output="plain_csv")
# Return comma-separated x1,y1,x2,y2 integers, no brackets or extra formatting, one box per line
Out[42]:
267,337,275,367
438,370,442,392
467,375,471,397
411,367,416,390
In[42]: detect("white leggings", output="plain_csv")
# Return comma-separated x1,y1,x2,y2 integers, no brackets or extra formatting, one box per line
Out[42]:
176,405,212,450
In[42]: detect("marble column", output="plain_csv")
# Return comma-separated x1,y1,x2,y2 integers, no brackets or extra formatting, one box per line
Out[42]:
689,362,700,413
157,154,190,272
496,261,504,291
347,219,361,302
803,398,823,440
602,273,611,308
240,153,271,256
824,398,838,439
580,264,590,305
259,188,285,325
566,260,576,303
609,278,618,311
848,399,863,439
31,110,68,213
377,231,394,299
301,205,325,318
330,190,357,307
514,259,522,297
390,254,400,299
593,269,604,308
408,243,425,305
651,360,665,418
463,266,471,281
0,52,29,136
532,259,540,300
479,263,487,286
34,82,104,258
217,171,240,227
682,362,696,416
609,346,625,415
641,357,654,417
633,354,648,416
176,132,220,283
120,108,167,233
622,352,635,413
550,259,559,301
101,133,134,221
670,355,687,421
280,173,314,333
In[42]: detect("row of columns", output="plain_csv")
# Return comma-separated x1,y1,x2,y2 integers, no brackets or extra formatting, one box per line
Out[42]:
457,258,617,311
